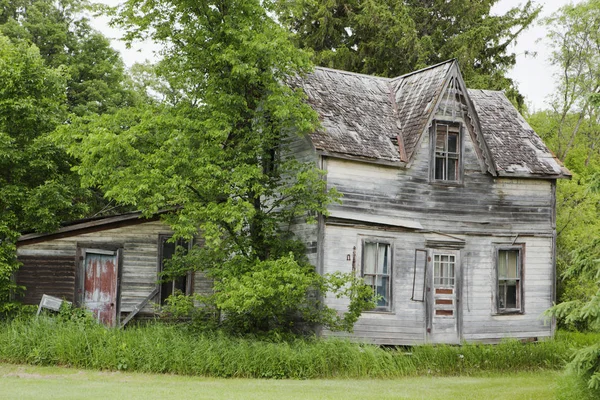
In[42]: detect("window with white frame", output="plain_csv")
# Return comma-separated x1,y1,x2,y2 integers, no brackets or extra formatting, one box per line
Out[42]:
362,241,392,311
433,121,461,182
433,254,456,286
497,248,523,313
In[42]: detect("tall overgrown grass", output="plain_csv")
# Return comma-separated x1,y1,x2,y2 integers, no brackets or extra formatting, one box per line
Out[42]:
1,316,592,379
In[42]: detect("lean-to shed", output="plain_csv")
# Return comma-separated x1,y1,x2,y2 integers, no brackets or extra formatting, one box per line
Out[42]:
16,212,210,326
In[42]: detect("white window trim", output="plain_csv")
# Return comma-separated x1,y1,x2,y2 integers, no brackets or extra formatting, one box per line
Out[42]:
361,239,393,312
495,245,525,315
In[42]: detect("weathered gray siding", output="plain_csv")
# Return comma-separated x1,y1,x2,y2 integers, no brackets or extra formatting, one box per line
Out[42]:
317,124,555,344
285,134,321,268
320,225,427,345
16,220,210,316
320,225,553,345
325,130,554,235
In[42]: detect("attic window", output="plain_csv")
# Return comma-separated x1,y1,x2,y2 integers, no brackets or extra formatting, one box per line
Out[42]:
432,121,461,182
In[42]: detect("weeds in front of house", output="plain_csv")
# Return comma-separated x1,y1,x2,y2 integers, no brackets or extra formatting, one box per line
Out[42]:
2,316,597,380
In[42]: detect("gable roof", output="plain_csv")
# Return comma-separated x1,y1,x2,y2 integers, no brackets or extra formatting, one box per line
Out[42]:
391,60,454,161
294,60,570,179
292,67,402,162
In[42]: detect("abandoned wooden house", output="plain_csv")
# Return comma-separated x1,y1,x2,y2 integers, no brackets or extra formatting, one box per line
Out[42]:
288,59,570,344
15,212,210,327
16,59,569,344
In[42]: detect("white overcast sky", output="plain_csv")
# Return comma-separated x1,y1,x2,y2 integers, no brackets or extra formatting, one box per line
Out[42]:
94,0,580,112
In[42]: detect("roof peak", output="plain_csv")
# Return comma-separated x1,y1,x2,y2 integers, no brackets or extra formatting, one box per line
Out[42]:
312,66,392,80
312,59,456,81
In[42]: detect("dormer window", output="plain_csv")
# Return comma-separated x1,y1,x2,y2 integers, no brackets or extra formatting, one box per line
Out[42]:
432,121,461,182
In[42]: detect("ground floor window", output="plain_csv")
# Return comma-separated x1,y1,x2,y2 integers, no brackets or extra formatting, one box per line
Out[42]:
158,235,194,304
362,241,392,311
497,248,523,313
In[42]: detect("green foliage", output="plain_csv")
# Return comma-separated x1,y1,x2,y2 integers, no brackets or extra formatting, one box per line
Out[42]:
530,1,600,391
550,238,600,331
0,34,92,317
0,0,147,316
271,0,540,108
549,238,600,390
0,0,142,115
542,0,600,162
55,0,374,333
0,318,586,378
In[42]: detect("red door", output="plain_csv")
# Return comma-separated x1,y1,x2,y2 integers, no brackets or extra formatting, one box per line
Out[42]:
83,249,119,327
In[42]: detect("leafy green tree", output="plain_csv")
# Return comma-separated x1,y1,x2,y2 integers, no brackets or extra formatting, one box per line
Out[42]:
57,0,374,333
535,1,600,391
271,0,540,108
544,0,600,162
0,0,142,115
0,35,90,316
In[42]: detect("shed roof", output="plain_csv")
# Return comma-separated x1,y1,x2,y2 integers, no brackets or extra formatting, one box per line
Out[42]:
294,60,570,179
17,211,163,245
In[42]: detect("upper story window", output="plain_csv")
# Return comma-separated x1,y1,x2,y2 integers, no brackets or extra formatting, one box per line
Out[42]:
432,121,461,182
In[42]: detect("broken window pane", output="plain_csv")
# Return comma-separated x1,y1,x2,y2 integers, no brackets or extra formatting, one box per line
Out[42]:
159,236,191,304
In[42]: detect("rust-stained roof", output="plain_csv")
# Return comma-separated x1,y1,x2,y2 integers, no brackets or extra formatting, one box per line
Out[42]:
294,60,570,179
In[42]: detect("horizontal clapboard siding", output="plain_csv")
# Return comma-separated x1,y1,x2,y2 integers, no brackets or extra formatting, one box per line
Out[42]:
320,225,554,344
16,220,212,317
325,130,554,235
320,225,428,345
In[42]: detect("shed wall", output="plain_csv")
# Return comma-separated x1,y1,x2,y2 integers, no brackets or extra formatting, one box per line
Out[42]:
16,220,210,315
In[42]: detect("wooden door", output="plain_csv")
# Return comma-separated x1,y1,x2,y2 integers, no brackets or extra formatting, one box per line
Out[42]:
82,249,119,327
427,251,461,344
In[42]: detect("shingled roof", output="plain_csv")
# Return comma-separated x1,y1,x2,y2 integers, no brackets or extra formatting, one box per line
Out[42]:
294,60,570,179
468,89,570,177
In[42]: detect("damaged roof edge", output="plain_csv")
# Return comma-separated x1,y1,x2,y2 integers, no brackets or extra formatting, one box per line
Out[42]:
17,210,169,245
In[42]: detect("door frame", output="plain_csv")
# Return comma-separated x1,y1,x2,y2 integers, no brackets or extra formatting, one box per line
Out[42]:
75,243,123,326
425,249,462,344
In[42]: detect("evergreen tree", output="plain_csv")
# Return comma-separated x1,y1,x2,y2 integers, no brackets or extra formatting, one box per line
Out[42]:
271,0,540,109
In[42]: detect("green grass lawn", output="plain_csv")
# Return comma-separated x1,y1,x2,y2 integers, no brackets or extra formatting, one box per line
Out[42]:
0,363,560,400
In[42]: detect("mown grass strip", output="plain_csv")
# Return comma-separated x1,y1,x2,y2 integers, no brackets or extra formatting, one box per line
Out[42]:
0,364,562,400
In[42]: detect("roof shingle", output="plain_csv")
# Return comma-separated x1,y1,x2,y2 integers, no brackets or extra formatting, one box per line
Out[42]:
293,61,570,179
